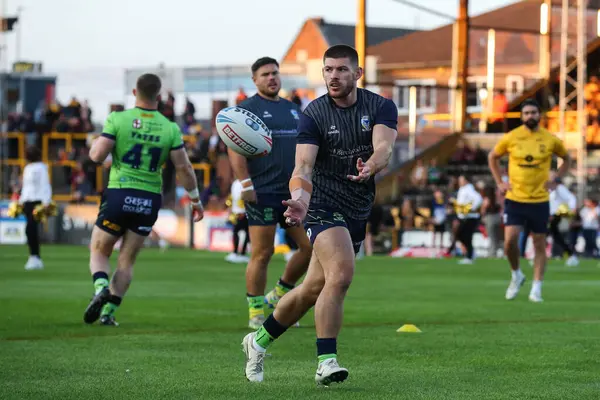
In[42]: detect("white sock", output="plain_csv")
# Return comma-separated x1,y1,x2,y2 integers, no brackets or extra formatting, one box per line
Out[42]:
532,280,542,293
252,337,266,353
511,269,522,280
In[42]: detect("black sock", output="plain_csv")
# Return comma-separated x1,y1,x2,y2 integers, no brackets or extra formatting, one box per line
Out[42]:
316,338,337,362
109,295,122,306
263,313,288,339
277,278,294,291
92,271,109,283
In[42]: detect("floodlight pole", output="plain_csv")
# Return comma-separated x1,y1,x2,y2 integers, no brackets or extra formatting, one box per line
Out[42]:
356,0,367,88
558,0,587,205
456,0,469,133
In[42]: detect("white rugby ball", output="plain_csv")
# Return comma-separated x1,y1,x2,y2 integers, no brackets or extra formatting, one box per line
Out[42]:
215,107,272,157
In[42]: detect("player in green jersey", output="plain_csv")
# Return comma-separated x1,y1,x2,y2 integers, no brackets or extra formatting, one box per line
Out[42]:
83,73,204,326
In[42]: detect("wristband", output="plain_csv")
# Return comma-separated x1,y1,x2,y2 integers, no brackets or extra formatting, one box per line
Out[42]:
242,185,255,192
187,188,200,199
289,177,312,208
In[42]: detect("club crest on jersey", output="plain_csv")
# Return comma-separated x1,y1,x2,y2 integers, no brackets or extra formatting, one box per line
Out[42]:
290,109,299,120
361,116,370,131
132,119,142,129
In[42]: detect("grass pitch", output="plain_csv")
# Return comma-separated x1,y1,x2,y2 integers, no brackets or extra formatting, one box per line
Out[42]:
1,245,599,399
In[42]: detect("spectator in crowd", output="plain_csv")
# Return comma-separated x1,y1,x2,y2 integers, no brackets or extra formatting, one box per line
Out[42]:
481,185,503,257
289,89,302,108
430,189,448,249
70,161,93,203
488,89,508,133
184,97,196,120
580,198,599,258
365,204,384,256
411,159,427,188
235,87,248,105
427,158,443,187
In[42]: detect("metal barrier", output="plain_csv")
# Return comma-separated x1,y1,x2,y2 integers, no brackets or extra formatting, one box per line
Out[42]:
2,132,212,204
422,110,580,127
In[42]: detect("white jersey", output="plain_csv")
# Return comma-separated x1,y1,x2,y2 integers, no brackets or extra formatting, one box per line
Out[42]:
549,184,576,215
456,183,483,219
580,206,600,230
230,180,245,214
19,162,52,204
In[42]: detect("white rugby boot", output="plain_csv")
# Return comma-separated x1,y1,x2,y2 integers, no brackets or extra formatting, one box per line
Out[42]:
242,332,266,382
315,358,349,386
505,271,526,300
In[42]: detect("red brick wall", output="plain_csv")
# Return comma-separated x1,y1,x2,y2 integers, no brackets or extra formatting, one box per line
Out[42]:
282,20,329,63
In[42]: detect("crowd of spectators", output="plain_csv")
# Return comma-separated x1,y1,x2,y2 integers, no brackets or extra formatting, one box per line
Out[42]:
3,88,317,209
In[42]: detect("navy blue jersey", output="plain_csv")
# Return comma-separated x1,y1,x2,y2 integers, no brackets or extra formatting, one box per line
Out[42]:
237,95,301,199
297,89,398,220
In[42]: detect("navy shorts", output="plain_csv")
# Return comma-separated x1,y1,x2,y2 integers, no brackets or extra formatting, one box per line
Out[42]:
245,195,292,228
304,206,367,254
503,199,549,234
95,188,162,237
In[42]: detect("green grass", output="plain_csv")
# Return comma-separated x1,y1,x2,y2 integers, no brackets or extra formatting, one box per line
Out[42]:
1,245,600,399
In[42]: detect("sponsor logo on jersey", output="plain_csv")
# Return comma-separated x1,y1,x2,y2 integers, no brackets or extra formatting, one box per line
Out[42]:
132,119,142,129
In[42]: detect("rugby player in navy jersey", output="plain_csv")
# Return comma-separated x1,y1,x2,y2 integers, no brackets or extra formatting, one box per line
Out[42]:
242,45,398,385
229,57,312,329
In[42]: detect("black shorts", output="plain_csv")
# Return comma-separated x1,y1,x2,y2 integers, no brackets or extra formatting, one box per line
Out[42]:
304,206,367,254
503,199,549,234
245,195,291,228
95,188,162,237
434,223,446,233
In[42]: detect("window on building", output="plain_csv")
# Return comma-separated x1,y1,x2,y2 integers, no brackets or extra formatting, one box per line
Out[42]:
393,79,436,115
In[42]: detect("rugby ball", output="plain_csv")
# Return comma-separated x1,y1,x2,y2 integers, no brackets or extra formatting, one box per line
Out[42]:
215,107,272,157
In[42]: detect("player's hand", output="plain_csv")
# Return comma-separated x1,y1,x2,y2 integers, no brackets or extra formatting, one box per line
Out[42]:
545,180,557,191
347,158,373,182
282,199,308,227
497,181,512,194
241,189,257,203
190,200,204,222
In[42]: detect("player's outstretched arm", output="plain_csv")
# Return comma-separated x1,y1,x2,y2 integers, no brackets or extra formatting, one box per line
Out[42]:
349,98,398,182
89,136,115,164
170,147,204,222
364,124,397,175
283,143,318,226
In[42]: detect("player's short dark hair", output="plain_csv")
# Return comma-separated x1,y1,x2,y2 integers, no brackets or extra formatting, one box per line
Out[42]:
25,146,41,162
251,57,279,75
521,98,541,112
323,45,359,67
136,74,162,101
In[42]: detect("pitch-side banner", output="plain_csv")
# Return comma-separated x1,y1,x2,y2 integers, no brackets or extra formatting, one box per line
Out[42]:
57,204,230,249
0,201,26,245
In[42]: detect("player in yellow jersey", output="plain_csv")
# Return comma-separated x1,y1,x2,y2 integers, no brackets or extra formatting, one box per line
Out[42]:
488,99,571,302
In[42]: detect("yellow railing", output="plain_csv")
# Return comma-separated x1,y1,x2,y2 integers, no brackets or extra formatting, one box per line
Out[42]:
1,132,26,169
422,110,580,123
2,132,212,203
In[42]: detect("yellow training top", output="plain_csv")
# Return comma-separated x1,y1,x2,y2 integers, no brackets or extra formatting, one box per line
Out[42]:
493,125,567,203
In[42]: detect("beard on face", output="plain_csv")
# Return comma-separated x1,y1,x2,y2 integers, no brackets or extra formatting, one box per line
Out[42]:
259,80,280,98
327,80,355,99
524,118,539,130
